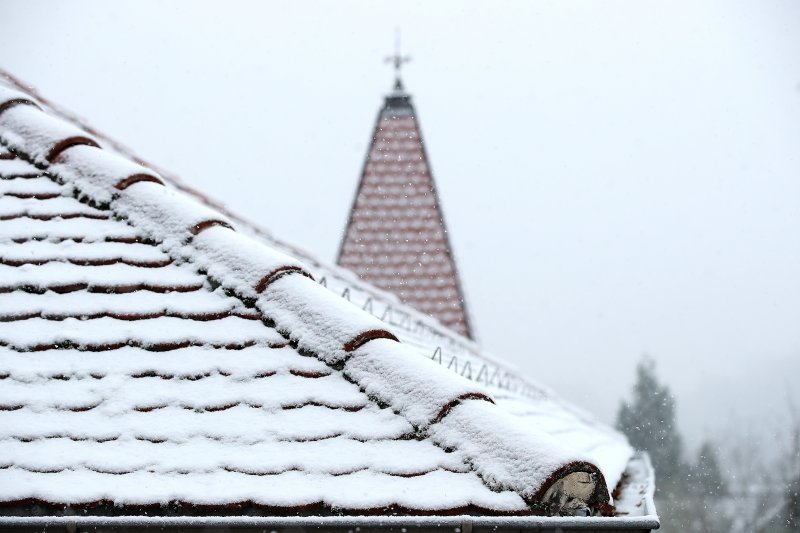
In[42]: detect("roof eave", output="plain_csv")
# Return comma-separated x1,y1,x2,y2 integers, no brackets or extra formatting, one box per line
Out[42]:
0,514,660,532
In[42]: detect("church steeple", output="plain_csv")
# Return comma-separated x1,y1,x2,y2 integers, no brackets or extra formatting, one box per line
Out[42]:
337,51,473,339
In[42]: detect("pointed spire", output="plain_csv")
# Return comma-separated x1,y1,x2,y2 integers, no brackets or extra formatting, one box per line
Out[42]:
337,47,474,339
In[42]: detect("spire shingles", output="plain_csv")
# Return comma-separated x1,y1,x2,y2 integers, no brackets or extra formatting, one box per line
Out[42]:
338,88,473,338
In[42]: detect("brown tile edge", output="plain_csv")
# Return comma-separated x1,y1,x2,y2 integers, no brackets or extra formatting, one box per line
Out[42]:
432,393,495,425
343,329,400,353
0,98,40,117
47,137,100,163
255,266,314,293
115,173,165,191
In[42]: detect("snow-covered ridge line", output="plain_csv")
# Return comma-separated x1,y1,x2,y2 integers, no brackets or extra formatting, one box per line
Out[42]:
0,82,614,513
0,68,535,402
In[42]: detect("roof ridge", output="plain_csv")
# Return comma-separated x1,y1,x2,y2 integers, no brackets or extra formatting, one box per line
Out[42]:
0,69,563,410
0,84,614,516
0,69,491,362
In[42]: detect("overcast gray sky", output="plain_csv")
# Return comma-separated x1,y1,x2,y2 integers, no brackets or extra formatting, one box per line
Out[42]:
3,0,799,453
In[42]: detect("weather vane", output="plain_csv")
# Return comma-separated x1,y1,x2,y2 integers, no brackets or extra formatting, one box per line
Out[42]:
384,29,411,91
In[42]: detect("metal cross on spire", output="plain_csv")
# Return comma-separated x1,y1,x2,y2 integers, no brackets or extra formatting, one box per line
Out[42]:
384,29,411,92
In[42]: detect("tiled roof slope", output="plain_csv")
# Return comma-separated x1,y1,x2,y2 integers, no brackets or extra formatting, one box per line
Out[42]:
0,80,636,520
338,86,473,338
0,72,571,410
0,73,633,462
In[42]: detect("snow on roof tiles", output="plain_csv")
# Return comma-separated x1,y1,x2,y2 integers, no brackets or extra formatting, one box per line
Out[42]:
53,144,164,205
0,97,99,164
0,76,638,520
0,152,522,515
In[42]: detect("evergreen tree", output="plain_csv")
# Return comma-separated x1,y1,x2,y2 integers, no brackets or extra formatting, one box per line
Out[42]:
616,356,685,492
785,401,800,531
786,472,799,531
694,441,726,497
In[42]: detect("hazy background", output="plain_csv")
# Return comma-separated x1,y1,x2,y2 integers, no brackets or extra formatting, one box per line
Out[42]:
2,0,799,454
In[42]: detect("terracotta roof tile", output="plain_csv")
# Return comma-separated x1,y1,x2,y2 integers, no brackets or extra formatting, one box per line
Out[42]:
0,74,641,521
0,91,531,516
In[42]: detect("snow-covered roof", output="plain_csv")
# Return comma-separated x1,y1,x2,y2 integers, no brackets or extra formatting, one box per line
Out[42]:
0,74,656,528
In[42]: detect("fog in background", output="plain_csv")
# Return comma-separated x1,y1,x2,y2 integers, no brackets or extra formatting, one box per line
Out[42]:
3,0,799,455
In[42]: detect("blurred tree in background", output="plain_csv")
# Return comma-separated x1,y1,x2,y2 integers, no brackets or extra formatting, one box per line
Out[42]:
786,472,799,530
616,357,730,532
695,442,727,497
616,357,798,531
616,356,686,493
783,399,799,531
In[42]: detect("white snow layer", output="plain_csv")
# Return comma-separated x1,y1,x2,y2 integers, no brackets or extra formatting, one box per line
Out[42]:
0,158,41,177
0,262,204,290
0,217,142,242
0,176,63,196
0,240,170,264
0,84,34,108
0,94,637,512
345,338,489,427
115,181,231,249
189,225,308,298
0,437,469,477
0,372,368,416
0,195,107,218
428,400,591,501
0,468,525,510
0,288,245,318
0,104,99,165
494,394,633,492
257,274,393,364
53,145,162,205
0,345,330,381
0,315,282,350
